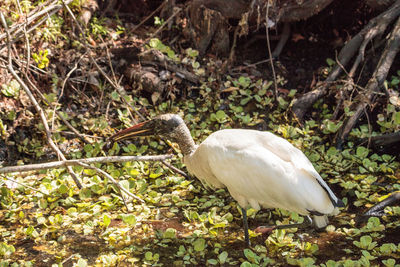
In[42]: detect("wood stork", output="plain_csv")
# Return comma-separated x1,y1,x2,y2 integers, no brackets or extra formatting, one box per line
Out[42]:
111,114,344,245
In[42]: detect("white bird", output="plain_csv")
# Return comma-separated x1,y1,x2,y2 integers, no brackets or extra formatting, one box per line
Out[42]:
111,113,344,245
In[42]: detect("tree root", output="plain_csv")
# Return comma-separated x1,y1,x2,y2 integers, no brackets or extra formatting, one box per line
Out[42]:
363,131,400,147
292,1,400,123
336,14,400,147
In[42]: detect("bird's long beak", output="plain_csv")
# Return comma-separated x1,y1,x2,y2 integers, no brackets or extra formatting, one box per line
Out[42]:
110,120,154,142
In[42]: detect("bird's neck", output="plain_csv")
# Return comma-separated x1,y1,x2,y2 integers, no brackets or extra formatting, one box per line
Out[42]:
174,123,197,156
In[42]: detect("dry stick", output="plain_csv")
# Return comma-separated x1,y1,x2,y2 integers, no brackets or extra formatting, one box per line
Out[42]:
60,53,87,101
61,1,146,122
0,175,49,196
14,2,90,144
0,0,60,40
228,26,240,64
161,160,190,179
291,0,400,121
131,0,168,32
8,56,47,76
144,7,182,42
77,162,144,204
0,1,72,49
264,2,278,101
337,15,400,146
0,12,83,189
0,155,172,174
16,0,31,76
20,60,92,144
60,131,104,139
350,7,396,77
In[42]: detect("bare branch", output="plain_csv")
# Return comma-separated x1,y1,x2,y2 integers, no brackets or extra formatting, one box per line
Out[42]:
336,15,400,146
1,175,49,196
161,160,190,179
0,155,173,174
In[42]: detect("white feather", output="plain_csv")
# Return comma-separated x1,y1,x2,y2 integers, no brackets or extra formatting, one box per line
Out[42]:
184,129,339,226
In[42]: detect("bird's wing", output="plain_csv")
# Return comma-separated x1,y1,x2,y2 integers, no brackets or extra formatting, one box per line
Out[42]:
198,130,340,214
257,131,342,207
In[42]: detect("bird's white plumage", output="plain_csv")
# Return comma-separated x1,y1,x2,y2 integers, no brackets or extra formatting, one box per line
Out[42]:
184,129,339,227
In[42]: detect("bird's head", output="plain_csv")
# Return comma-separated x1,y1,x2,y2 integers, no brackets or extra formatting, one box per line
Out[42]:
110,114,186,143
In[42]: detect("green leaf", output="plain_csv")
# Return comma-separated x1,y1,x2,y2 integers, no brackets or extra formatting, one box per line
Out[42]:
382,258,396,267
76,258,88,267
238,76,251,88
83,144,93,153
186,48,199,58
240,262,253,267
193,238,206,252
216,110,226,120
111,90,120,101
26,226,34,236
379,243,396,255
393,111,400,124
58,184,68,194
326,58,335,66
0,242,15,257
218,251,228,264
207,259,218,265
288,89,297,98
121,214,136,225
145,251,153,261
240,97,252,106
324,120,342,133
79,188,92,199
192,61,200,69
356,146,369,158
163,228,176,239
1,80,20,98
149,38,161,48
391,77,400,86
244,248,259,264
326,147,338,157
103,214,111,228
39,198,48,209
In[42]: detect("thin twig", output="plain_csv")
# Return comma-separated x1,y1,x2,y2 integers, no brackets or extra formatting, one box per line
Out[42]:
0,1,73,50
61,0,146,122
131,0,168,32
1,175,49,195
77,162,144,203
0,11,83,188
16,0,31,76
60,53,87,101
0,155,173,174
145,7,182,42
161,160,190,179
264,2,278,100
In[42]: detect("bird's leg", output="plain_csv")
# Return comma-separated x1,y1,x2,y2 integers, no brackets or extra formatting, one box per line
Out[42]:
256,216,312,233
241,207,250,247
